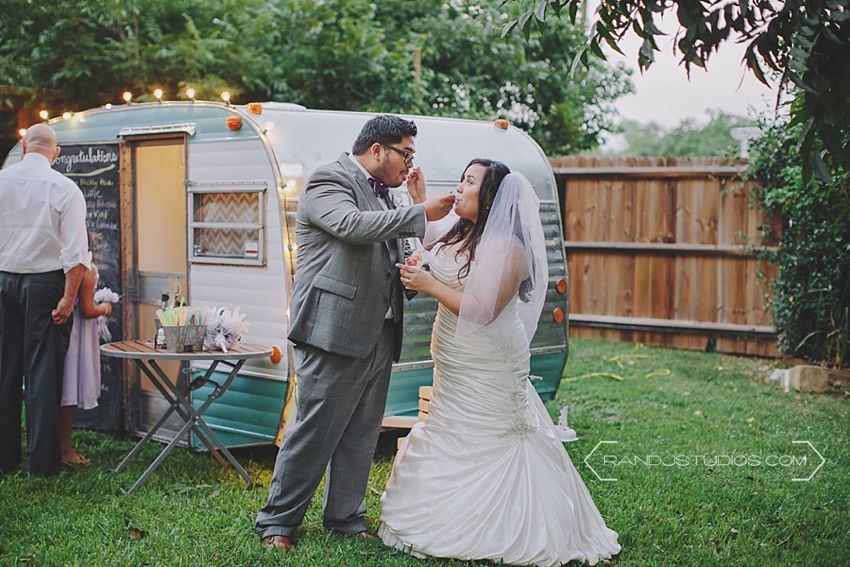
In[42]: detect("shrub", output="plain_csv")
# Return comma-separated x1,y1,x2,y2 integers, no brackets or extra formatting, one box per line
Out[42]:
747,118,850,367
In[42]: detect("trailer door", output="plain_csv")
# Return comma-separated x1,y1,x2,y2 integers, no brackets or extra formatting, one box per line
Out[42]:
122,136,189,441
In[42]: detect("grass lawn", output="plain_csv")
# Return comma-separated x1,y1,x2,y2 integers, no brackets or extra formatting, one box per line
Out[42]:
1,338,847,566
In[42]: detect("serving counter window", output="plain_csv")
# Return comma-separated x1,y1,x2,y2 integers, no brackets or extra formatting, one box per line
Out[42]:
188,181,266,265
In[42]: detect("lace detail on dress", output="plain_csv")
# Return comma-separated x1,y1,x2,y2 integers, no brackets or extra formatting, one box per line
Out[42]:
431,242,469,290
486,331,512,362
499,416,537,439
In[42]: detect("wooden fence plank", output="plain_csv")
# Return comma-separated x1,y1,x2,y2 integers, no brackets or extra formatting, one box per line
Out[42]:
555,156,781,357
564,241,776,257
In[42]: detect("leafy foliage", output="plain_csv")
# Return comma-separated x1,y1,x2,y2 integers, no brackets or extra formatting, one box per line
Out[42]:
0,0,633,159
747,118,850,367
618,110,754,157
505,0,850,179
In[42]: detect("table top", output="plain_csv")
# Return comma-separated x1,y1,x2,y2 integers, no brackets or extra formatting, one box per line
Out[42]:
101,340,273,361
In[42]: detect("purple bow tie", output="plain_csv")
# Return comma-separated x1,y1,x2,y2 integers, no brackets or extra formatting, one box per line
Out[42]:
368,177,389,200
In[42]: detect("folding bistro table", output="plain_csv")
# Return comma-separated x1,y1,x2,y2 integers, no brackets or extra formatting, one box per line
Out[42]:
101,340,273,494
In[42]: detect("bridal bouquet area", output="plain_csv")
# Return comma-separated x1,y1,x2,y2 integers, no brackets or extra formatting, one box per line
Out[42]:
1,339,845,565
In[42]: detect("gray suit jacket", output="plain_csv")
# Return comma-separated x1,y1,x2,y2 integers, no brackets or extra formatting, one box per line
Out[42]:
287,154,426,361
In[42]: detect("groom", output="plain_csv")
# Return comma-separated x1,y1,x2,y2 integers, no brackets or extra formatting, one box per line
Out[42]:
256,115,455,550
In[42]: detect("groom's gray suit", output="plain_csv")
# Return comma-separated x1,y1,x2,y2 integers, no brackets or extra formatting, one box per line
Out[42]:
256,153,426,539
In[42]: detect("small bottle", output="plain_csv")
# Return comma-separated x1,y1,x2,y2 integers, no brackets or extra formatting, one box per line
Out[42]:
156,291,169,349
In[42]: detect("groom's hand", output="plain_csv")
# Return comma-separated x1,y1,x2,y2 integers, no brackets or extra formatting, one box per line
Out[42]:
406,166,427,204
423,193,455,221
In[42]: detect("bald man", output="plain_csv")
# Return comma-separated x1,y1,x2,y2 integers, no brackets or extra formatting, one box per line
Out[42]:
0,124,90,476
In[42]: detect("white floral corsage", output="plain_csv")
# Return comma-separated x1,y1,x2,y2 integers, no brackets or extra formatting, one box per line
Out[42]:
93,287,121,342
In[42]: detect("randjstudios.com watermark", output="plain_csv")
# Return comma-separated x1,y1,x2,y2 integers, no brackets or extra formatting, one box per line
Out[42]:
583,440,826,482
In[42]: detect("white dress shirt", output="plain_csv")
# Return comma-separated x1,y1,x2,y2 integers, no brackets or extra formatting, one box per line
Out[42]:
0,153,91,273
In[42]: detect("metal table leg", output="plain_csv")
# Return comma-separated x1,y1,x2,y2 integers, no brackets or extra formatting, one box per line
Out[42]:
118,357,254,493
147,360,228,462
182,359,254,486
117,359,222,472
115,359,182,473
123,401,198,494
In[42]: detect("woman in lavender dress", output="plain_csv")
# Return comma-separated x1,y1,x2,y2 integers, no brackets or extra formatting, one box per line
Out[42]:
58,262,111,465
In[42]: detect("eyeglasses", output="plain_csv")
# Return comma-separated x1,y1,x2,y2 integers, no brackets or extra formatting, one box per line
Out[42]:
382,143,415,165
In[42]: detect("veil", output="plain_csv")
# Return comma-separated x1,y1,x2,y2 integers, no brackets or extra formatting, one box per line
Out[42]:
455,172,548,347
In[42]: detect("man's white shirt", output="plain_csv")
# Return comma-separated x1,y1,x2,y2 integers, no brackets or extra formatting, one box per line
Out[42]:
0,153,91,273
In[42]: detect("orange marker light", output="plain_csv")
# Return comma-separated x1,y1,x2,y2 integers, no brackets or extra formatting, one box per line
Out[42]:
247,102,263,114
556,278,567,294
552,307,565,324
494,119,510,130
270,344,282,364
226,116,242,131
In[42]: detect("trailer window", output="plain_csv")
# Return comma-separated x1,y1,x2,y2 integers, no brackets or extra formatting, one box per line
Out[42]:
188,182,266,266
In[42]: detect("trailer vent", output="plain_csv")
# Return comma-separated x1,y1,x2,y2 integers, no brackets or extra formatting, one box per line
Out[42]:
118,123,197,137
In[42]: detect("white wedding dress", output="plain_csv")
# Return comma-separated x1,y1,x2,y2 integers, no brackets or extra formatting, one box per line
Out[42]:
379,242,621,566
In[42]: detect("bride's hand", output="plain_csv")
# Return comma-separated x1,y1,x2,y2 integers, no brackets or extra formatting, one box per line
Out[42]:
396,263,432,292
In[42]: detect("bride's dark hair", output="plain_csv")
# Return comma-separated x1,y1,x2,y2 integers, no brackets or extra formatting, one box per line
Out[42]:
439,158,511,280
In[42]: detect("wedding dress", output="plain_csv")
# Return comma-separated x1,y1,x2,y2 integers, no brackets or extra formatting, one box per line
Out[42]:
379,240,621,566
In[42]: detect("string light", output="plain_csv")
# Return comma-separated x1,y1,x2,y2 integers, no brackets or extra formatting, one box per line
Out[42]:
12,87,273,138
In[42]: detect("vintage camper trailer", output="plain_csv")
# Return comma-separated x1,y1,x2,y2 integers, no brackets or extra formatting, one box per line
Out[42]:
3,101,569,449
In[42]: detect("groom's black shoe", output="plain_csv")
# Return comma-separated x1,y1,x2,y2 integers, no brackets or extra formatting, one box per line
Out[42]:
262,535,294,551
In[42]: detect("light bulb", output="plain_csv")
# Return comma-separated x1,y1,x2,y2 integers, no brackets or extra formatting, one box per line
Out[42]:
62,112,71,120
221,90,231,103
186,87,196,99
105,103,113,109
122,91,132,103
154,88,163,100
39,110,49,120
17,128,27,137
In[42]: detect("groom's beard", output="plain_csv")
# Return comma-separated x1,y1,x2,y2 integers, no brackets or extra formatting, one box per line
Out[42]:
375,160,408,188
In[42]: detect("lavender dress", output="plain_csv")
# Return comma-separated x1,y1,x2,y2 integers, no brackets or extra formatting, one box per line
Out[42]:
61,267,102,410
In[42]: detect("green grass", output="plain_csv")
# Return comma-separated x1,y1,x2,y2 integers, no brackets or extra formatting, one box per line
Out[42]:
1,338,848,566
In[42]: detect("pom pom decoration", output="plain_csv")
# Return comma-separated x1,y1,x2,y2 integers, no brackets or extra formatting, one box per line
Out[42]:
93,287,121,342
204,307,249,353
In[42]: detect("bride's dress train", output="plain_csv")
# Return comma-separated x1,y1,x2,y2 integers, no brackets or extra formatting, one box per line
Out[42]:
379,243,621,566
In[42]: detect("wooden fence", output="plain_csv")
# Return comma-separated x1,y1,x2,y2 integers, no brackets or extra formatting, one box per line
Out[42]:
551,156,781,357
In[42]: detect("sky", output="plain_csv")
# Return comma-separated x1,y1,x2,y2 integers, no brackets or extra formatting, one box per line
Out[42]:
602,12,782,129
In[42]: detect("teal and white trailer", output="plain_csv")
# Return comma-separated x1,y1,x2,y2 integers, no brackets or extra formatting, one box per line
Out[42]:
2,101,569,449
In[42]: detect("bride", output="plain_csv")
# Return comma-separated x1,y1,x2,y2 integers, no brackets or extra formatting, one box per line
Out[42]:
380,159,621,566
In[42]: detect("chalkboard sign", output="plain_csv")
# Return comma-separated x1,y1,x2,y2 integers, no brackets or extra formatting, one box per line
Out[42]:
53,144,123,431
